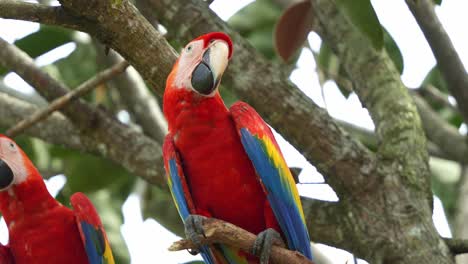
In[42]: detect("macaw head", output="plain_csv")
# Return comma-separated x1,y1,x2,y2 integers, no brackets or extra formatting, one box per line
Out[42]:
0,135,38,192
166,32,233,97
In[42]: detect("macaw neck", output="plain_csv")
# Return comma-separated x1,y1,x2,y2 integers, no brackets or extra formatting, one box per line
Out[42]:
163,87,230,134
0,170,59,224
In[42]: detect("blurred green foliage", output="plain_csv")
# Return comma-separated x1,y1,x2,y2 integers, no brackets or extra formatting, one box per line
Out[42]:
336,0,384,50
0,0,461,262
229,0,282,61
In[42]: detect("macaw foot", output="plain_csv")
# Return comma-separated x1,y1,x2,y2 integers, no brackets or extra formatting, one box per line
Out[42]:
251,228,286,264
184,214,208,255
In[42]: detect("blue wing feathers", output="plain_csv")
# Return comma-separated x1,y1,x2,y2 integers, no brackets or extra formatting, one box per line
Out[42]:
168,159,190,220
165,138,217,264
80,221,104,264
239,128,313,260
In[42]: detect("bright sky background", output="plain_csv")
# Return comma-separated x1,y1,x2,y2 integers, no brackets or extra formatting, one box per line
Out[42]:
0,0,467,263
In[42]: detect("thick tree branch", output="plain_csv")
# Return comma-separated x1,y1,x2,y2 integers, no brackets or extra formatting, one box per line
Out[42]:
313,0,430,194
1,0,378,201
145,0,376,205
0,37,165,185
169,217,315,264
0,92,84,149
5,60,129,137
405,0,468,123
0,0,90,32
308,1,451,263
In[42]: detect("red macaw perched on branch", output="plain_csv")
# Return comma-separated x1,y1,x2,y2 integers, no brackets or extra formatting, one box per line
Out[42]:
163,32,313,264
0,135,114,264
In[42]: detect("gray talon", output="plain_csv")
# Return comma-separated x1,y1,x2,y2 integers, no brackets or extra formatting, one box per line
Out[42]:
184,215,207,252
251,228,285,264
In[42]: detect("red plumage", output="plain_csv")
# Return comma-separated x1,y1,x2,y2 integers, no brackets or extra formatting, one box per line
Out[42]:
163,32,283,263
0,165,89,263
0,135,113,264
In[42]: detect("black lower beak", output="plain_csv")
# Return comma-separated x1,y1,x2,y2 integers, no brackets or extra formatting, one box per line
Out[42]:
0,159,14,190
191,49,216,95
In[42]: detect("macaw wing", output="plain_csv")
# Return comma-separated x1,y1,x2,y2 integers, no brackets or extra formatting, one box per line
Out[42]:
230,101,313,260
71,192,115,264
163,135,218,264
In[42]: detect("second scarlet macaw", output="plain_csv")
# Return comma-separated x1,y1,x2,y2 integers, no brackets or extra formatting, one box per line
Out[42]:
163,32,313,263
0,135,114,264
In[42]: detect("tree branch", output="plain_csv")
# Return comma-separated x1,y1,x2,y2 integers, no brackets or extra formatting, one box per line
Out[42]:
405,0,468,123
0,92,84,149
445,238,468,255
169,217,315,264
0,80,47,106
0,0,90,33
313,0,430,194
417,84,458,113
5,60,129,137
1,0,379,201
0,37,165,185
412,94,467,162
94,46,167,142
142,0,377,205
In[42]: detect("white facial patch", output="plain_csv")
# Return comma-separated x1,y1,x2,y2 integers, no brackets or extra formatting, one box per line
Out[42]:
174,39,205,90
0,138,29,186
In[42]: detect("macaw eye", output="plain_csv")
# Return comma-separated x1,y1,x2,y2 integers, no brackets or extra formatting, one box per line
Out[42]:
0,159,14,190
186,45,193,52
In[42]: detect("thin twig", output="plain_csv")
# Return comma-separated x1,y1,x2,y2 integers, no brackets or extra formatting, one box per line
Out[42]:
0,37,165,186
5,61,129,138
406,0,468,123
417,84,458,113
169,217,315,264
444,238,468,255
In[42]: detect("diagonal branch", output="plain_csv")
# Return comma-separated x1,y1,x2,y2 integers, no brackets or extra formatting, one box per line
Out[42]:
1,0,379,201
312,0,430,194
0,92,85,150
444,238,468,255
94,46,167,142
142,0,376,200
412,94,467,162
0,37,165,185
5,60,129,137
0,0,90,33
169,217,315,264
417,84,458,113
405,0,468,123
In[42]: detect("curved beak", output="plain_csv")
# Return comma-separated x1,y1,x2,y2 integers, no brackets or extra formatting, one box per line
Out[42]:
0,159,14,190
191,40,230,95
206,40,230,87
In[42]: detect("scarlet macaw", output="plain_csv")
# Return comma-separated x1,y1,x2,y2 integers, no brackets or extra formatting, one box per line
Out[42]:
163,32,313,263
0,135,114,264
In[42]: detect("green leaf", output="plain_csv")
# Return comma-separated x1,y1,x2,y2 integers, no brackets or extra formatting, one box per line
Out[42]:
383,28,404,74
317,42,338,73
228,0,283,61
49,145,134,193
336,0,384,50
44,42,98,89
434,0,442,5
0,25,74,76
422,66,448,93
